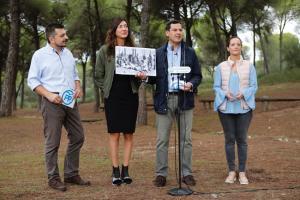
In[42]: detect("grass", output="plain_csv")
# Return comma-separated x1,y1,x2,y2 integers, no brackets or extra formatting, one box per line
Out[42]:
258,68,300,85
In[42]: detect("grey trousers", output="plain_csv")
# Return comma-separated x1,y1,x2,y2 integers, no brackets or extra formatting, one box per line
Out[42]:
156,95,193,177
218,111,252,172
41,98,85,180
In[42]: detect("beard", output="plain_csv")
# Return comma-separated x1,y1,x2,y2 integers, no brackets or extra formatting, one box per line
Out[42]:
57,39,68,48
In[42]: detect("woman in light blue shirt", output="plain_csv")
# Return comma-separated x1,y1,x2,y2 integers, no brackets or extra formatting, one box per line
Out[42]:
213,36,258,185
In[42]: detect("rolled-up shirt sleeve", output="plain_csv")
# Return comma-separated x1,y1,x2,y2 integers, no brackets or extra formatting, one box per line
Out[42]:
213,65,226,111
241,64,258,109
27,53,42,91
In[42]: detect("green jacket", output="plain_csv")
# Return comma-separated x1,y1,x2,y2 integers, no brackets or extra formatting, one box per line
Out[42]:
94,45,140,98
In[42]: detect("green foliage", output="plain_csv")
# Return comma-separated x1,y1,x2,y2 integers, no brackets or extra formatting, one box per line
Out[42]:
76,62,95,103
2,0,300,110
192,15,251,76
22,0,51,16
256,33,300,70
146,17,166,48
47,1,70,24
258,68,300,85
192,16,220,76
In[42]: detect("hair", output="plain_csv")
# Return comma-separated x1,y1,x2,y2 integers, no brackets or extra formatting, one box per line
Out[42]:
165,20,182,31
105,17,135,57
227,36,242,47
45,23,64,43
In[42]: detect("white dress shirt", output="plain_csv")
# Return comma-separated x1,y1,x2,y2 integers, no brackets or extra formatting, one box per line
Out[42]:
27,43,80,93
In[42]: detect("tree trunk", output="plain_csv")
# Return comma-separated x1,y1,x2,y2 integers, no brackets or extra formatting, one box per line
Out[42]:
252,18,256,66
93,0,105,107
12,65,18,111
0,64,2,104
31,15,42,111
278,9,289,71
137,0,151,125
0,0,20,117
217,6,231,58
93,0,104,43
208,2,225,61
185,22,193,47
20,65,25,109
126,0,132,26
257,25,269,74
279,30,283,71
227,1,237,37
81,58,87,103
173,0,181,20
87,0,100,112
182,2,192,47
15,66,25,109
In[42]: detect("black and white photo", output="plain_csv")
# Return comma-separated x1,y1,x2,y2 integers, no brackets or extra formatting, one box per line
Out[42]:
115,46,156,76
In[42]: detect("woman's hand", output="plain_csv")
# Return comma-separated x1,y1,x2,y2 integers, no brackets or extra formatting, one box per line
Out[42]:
226,92,235,101
235,92,244,100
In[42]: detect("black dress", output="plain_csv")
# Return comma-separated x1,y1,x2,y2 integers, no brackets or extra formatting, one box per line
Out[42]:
104,74,138,133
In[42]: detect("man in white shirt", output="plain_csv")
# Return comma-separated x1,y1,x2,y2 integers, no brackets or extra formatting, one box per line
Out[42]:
27,23,90,192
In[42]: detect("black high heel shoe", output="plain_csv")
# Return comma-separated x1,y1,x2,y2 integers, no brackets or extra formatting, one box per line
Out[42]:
112,166,122,186
121,165,132,184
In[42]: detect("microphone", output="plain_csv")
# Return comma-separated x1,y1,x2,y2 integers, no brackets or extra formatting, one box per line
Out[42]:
168,66,191,74
171,45,178,55
169,44,190,74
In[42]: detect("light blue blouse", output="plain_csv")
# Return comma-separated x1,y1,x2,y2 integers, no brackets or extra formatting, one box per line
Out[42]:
213,64,258,113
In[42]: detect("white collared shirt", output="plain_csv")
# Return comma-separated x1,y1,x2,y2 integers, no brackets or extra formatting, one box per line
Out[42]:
27,43,80,93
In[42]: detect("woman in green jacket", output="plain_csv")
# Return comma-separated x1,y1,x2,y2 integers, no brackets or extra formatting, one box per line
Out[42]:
95,17,146,186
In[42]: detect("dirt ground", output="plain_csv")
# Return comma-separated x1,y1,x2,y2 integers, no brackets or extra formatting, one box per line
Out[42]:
0,83,300,200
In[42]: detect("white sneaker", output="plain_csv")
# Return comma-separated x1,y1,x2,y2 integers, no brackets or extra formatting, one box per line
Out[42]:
238,172,249,185
225,171,236,184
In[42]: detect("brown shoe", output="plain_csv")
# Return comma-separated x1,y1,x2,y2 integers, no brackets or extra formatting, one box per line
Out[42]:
48,177,67,192
182,175,196,186
153,175,166,187
64,175,91,186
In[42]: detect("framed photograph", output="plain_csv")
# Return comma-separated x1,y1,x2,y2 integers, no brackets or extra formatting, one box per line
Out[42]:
115,46,156,76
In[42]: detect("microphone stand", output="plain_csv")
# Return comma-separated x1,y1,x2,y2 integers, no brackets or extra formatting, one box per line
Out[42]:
168,72,192,196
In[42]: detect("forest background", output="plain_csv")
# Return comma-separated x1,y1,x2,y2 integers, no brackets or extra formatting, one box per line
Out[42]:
0,0,300,120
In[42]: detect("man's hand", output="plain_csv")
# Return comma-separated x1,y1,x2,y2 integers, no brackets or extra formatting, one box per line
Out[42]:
74,80,83,99
182,82,193,92
74,87,83,99
47,93,62,104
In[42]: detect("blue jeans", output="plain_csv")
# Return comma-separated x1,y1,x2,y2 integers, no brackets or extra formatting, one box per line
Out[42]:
218,111,252,172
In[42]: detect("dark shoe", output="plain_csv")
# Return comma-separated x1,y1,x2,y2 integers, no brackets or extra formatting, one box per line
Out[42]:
153,175,166,187
121,165,132,184
48,177,67,192
182,175,196,186
64,175,91,186
112,166,122,186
